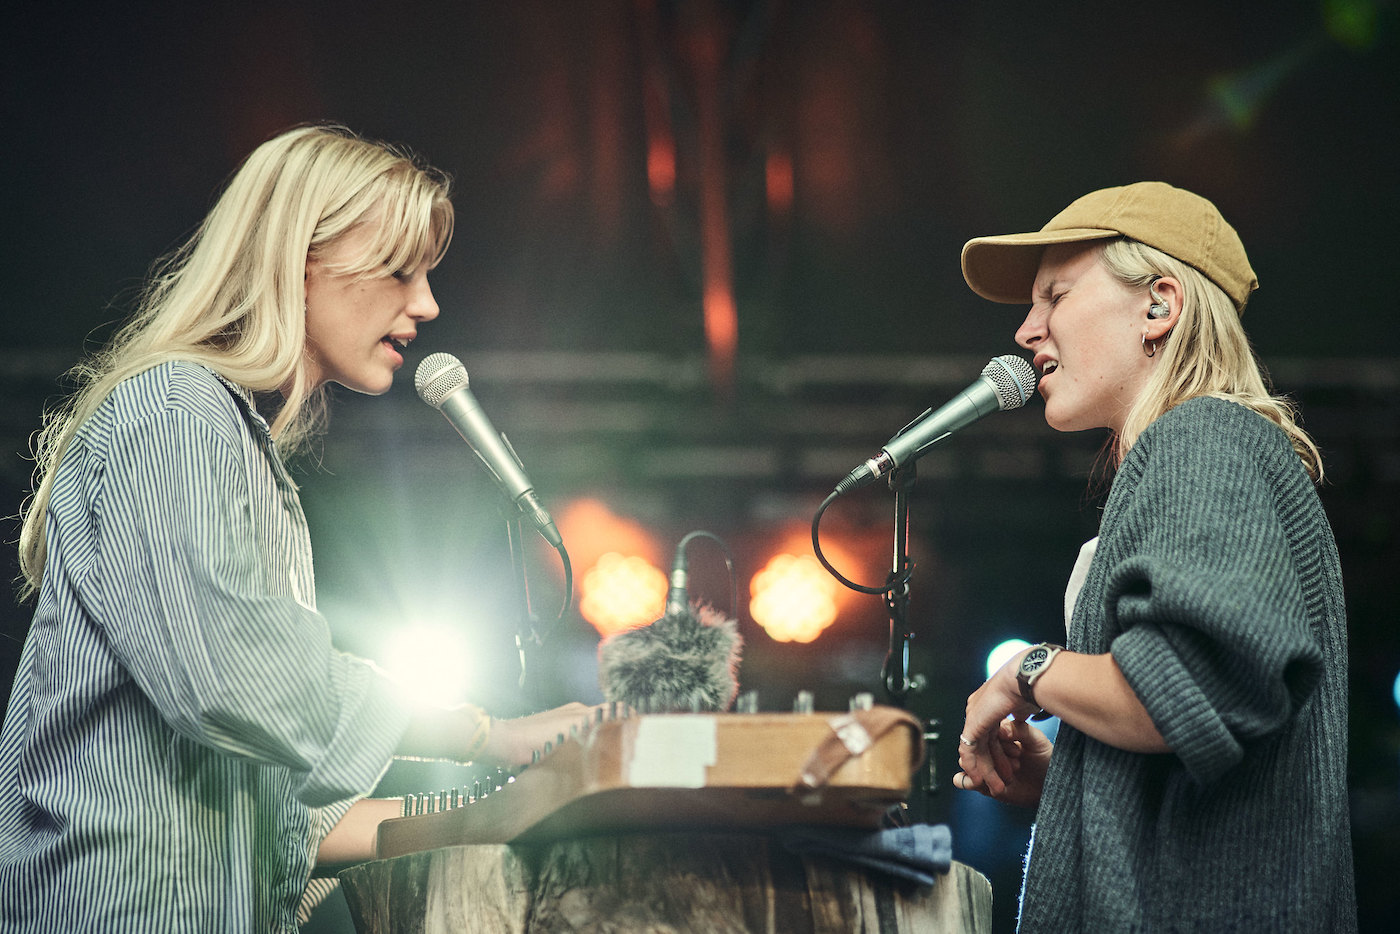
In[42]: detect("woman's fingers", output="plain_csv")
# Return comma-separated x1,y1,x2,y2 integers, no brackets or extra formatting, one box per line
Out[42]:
989,728,1018,784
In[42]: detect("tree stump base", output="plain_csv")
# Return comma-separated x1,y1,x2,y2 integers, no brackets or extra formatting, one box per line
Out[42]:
340,831,991,933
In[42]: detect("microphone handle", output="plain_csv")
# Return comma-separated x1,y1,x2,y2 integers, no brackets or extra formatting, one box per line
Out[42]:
882,376,1001,467
664,563,689,617
439,388,534,501
439,388,563,548
834,375,1001,495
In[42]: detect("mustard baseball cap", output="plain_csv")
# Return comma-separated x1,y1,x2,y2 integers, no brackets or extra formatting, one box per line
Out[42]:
960,181,1258,312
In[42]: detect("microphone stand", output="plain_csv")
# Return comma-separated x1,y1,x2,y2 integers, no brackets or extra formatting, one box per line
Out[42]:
811,463,938,817
881,463,924,704
503,510,542,695
810,467,924,704
883,463,940,822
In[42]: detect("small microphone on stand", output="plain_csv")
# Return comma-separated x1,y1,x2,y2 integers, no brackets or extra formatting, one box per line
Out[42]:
597,532,743,713
663,535,692,620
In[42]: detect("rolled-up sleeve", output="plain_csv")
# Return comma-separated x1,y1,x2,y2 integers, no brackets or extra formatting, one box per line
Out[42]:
88,396,410,807
1101,407,1323,786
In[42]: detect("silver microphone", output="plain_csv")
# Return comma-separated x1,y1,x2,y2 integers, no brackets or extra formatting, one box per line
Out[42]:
836,354,1038,494
415,353,563,548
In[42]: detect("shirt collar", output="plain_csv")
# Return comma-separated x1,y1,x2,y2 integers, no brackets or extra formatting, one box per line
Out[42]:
210,369,276,440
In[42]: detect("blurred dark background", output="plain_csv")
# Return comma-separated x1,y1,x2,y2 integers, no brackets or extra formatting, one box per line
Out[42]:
3,1,1396,931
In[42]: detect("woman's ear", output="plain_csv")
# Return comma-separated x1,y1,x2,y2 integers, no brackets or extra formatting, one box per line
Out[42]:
1144,275,1182,342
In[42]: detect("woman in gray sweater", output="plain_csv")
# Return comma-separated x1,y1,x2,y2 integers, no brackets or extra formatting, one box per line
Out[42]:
953,182,1355,932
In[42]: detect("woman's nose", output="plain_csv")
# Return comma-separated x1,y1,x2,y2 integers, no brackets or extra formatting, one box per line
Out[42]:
410,279,440,322
1014,306,1046,350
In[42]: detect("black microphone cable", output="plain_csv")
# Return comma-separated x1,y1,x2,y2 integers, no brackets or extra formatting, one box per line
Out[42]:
665,530,739,621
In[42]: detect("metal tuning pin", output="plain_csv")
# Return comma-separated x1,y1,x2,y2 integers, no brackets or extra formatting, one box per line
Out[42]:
793,690,815,714
850,692,874,711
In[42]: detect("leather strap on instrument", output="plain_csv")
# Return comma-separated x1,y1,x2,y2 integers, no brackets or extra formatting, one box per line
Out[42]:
793,707,925,794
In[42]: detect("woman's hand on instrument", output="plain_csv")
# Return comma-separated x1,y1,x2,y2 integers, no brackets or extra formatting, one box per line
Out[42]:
953,717,1052,808
480,702,599,768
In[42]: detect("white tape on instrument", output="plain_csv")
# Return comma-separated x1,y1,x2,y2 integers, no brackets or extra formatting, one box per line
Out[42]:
628,715,718,788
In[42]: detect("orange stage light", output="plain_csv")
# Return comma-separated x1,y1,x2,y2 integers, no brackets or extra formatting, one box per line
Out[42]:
765,148,794,215
553,498,664,574
580,552,668,638
749,552,840,644
647,136,676,204
548,498,667,637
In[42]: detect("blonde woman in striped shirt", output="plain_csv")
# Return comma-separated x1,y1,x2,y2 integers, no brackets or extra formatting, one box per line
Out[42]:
2,125,589,932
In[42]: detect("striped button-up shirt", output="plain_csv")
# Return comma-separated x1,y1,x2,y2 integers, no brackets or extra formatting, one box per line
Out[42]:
0,361,412,932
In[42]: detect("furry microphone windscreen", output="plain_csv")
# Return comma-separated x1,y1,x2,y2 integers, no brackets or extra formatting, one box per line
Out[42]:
596,604,743,712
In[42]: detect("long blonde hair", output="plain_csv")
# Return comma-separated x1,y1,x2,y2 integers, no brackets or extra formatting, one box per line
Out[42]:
1102,238,1322,481
18,124,454,600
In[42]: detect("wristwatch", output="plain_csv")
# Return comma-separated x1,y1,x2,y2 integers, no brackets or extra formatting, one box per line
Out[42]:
1016,643,1065,721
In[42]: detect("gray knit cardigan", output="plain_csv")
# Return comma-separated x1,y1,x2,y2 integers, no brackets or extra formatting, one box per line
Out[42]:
1017,396,1356,932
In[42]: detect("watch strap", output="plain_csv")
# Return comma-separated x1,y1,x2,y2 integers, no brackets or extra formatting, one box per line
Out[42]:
1016,643,1064,718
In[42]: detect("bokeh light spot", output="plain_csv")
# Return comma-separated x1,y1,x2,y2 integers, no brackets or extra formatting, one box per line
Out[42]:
580,552,668,637
750,553,839,643
986,638,1032,682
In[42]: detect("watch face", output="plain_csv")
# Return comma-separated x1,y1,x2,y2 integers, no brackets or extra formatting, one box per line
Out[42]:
1020,645,1051,674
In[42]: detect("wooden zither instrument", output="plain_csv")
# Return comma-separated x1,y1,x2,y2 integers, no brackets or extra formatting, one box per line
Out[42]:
376,704,925,860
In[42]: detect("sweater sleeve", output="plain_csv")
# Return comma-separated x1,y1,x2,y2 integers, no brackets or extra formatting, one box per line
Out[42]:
1101,400,1324,786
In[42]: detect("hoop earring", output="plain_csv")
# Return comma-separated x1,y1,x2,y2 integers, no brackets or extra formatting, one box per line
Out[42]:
1142,332,1157,358
1147,275,1170,319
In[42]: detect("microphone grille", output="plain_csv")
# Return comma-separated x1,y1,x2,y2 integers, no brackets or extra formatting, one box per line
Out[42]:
982,355,1038,411
415,352,468,408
